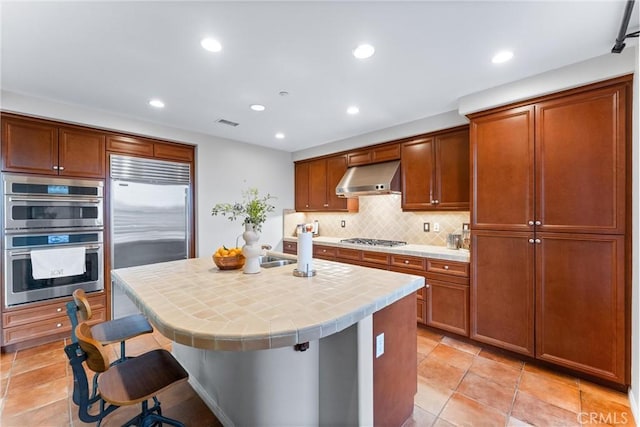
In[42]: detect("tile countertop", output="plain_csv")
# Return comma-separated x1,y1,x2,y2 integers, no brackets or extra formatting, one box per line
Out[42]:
284,236,471,263
111,256,424,352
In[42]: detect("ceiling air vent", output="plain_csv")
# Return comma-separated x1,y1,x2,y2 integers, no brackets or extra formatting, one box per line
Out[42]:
216,118,239,127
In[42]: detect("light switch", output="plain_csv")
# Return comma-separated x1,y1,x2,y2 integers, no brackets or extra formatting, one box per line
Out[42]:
376,333,384,358
433,222,440,232
423,222,430,232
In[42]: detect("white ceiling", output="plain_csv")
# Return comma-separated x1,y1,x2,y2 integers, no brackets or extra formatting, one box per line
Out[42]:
1,1,636,152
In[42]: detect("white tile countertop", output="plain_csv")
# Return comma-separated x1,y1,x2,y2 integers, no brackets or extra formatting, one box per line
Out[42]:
111,255,424,352
284,236,471,263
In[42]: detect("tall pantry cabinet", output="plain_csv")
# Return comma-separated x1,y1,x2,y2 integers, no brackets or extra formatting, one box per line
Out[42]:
469,75,631,385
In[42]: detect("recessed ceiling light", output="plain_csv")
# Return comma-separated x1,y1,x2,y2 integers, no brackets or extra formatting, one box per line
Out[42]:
347,106,360,115
250,104,266,112
275,132,285,139
148,99,165,108
492,50,514,64
201,37,222,52
353,44,375,59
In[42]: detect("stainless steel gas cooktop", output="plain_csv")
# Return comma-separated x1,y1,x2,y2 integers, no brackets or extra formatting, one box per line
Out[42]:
340,237,407,247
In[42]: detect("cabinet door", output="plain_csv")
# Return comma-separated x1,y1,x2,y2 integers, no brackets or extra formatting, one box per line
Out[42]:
401,137,435,210
435,128,470,210
471,230,535,356
58,127,106,178
536,84,626,235
308,158,328,209
294,162,310,211
535,233,625,384
325,155,348,210
471,106,535,231
426,279,469,337
1,116,58,175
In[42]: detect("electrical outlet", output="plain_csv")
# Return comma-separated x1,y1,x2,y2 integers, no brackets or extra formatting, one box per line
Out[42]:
462,223,470,231
340,220,346,228
376,333,385,358
423,222,430,232
433,222,440,232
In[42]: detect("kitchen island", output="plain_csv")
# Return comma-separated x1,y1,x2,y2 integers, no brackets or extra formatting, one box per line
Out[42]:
111,255,424,426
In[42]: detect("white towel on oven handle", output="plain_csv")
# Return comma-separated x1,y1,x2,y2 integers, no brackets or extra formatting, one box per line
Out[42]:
31,246,86,280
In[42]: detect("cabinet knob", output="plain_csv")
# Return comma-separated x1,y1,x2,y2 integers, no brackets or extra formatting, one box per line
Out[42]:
535,238,541,244
56,307,62,312
56,323,63,328
404,260,409,264
443,265,449,270
58,166,65,171
52,165,59,170
529,239,535,243
426,284,430,289
535,220,542,226
528,220,534,226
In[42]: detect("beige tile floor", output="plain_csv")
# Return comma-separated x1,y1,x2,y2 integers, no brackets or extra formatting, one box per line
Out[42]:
0,327,636,426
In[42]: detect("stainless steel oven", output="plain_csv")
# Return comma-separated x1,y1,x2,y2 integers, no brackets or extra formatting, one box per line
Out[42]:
4,229,104,306
3,174,103,230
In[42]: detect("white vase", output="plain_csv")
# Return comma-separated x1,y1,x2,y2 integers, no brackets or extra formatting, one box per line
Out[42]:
242,223,261,274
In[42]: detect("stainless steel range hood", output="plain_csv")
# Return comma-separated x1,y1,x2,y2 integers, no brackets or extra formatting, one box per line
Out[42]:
336,160,401,198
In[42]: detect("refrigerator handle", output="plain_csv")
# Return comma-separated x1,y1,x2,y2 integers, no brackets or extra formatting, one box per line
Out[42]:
184,187,190,259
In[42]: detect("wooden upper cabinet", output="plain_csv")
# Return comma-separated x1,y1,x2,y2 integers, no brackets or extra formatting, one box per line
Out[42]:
471,106,535,231
400,137,434,210
58,126,105,178
106,134,154,157
401,126,469,211
1,116,105,178
294,162,310,211
295,155,350,212
1,115,59,175
154,142,194,162
435,129,470,210
535,85,626,235
347,143,400,167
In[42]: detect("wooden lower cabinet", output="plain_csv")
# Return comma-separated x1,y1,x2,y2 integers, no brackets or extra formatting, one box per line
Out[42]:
283,240,297,254
426,279,469,337
471,230,535,356
535,233,626,384
2,292,106,347
416,287,426,324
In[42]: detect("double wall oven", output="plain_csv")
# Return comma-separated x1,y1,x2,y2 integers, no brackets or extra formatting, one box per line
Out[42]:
3,174,104,307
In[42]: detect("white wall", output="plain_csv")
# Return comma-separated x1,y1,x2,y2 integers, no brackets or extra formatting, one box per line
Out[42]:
0,91,295,257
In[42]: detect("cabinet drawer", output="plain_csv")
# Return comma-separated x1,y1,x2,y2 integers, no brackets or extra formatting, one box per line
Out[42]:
107,135,154,156
3,293,105,328
283,241,297,254
391,255,426,271
427,259,469,277
3,308,105,346
336,247,361,262
313,245,336,259
362,251,389,266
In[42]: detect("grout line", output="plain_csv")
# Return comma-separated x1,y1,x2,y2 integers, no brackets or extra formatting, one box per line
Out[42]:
504,363,525,426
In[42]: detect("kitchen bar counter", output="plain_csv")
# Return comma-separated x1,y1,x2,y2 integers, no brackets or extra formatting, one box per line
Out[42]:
284,236,470,262
111,255,422,352
111,255,422,426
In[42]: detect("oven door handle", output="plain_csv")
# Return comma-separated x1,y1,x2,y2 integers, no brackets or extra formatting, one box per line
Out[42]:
8,196,101,203
9,245,101,256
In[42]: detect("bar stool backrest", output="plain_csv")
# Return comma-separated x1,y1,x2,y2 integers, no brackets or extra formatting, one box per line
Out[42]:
73,289,93,321
75,322,110,373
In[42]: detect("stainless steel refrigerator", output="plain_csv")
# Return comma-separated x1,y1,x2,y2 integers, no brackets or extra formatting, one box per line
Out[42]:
110,154,191,319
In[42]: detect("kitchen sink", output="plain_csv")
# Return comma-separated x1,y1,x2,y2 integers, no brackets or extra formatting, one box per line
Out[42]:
259,255,296,268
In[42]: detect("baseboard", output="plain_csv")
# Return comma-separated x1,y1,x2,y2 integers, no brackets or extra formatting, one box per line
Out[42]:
187,376,235,427
629,388,638,425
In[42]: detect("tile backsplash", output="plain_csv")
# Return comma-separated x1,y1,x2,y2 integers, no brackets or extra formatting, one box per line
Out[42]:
283,194,470,247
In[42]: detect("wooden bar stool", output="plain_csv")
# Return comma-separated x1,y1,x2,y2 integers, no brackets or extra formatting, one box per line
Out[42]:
67,289,154,361
67,322,188,427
